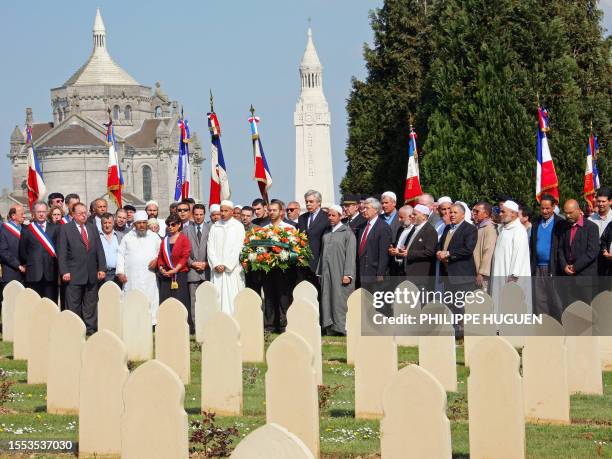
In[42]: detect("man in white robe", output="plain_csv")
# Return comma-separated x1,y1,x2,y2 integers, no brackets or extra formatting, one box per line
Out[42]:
491,200,532,313
116,211,161,324
207,200,245,314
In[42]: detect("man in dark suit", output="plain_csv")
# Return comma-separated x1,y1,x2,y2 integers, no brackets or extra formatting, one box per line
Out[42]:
185,203,209,334
58,202,106,335
19,202,59,301
437,204,478,279
402,204,438,280
529,194,567,318
437,204,478,334
356,198,392,288
0,205,26,287
558,199,600,305
297,190,330,289
342,194,366,237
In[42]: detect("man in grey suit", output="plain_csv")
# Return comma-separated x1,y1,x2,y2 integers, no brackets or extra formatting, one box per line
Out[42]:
57,202,106,335
185,203,210,334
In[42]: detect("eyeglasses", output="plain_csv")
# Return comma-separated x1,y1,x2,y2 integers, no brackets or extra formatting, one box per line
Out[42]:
287,208,298,212
177,208,190,212
168,222,180,227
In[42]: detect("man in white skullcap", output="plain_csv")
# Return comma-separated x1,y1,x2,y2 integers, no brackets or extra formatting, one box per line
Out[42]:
491,200,532,310
381,191,402,243
207,200,245,314
316,204,356,335
116,210,161,324
435,196,453,239
145,200,166,236
209,204,221,224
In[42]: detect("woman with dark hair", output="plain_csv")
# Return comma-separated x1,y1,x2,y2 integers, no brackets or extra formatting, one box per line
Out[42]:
157,213,192,326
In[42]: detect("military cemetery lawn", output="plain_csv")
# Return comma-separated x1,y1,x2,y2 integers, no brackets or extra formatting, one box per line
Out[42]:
0,335,611,458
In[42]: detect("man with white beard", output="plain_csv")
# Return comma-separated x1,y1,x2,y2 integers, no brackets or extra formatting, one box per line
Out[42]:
116,211,161,324
207,200,245,314
491,200,531,311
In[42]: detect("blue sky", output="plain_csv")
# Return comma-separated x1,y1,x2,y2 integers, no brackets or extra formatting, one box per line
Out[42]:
1,0,610,206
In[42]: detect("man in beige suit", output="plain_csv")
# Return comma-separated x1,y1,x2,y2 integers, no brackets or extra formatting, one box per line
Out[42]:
472,201,497,292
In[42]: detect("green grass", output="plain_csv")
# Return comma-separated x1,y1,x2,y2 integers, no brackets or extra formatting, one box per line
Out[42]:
1,336,611,458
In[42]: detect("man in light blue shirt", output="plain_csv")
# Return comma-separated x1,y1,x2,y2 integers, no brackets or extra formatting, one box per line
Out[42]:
99,213,121,285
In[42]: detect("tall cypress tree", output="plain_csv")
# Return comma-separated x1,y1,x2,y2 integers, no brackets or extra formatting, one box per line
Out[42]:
343,0,611,204
421,0,585,205
341,0,430,196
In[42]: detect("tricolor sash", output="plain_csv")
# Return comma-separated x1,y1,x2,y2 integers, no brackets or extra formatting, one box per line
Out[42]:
161,236,175,269
61,216,71,225
29,222,56,258
4,221,21,239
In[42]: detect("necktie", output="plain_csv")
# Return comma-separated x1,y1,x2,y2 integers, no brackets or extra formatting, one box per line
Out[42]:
197,225,202,241
308,213,314,229
358,222,371,256
80,224,89,251
442,225,455,252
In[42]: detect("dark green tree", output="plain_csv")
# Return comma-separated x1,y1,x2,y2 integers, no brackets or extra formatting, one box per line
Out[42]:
421,0,585,205
341,0,430,197
343,0,611,205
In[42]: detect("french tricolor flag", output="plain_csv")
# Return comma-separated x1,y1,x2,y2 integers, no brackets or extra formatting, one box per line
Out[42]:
174,117,191,201
105,116,123,208
26,125,46,212
584,129,600,210
403,124,423,204
248,108,272,203
208,111,231,205
535,106,559,202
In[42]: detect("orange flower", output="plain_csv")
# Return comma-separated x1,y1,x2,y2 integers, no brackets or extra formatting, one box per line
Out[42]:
257,254,264,262
281,237,289,243
272,246,282,254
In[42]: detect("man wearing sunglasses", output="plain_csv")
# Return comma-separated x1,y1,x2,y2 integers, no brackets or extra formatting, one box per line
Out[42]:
286,201,301,225
176,201,192,229
48,192,65,213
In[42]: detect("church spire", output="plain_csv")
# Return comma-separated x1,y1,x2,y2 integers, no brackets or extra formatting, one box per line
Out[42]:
300,24,323,92
93,8,106,50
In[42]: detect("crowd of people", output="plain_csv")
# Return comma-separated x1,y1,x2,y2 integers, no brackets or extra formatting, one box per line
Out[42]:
0,187,610,337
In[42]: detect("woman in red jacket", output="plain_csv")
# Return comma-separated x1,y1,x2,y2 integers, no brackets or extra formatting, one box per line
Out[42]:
157,213,192,326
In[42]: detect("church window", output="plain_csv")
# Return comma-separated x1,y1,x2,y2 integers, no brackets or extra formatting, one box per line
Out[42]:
142,165,152,201
57,110,63,122
113,105,120,120
124,105,132,121
154,106,162,117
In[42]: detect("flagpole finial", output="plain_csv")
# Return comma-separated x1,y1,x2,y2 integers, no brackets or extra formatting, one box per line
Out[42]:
408,112,414,128
181,107,184,120
536,92,540,107
249,104,256,118
209,89,214,113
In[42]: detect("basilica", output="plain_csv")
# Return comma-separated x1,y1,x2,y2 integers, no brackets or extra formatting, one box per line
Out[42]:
1,9,203,216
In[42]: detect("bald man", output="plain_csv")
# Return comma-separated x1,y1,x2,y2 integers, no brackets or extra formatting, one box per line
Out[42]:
559,199,599,276
558,199,599,304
